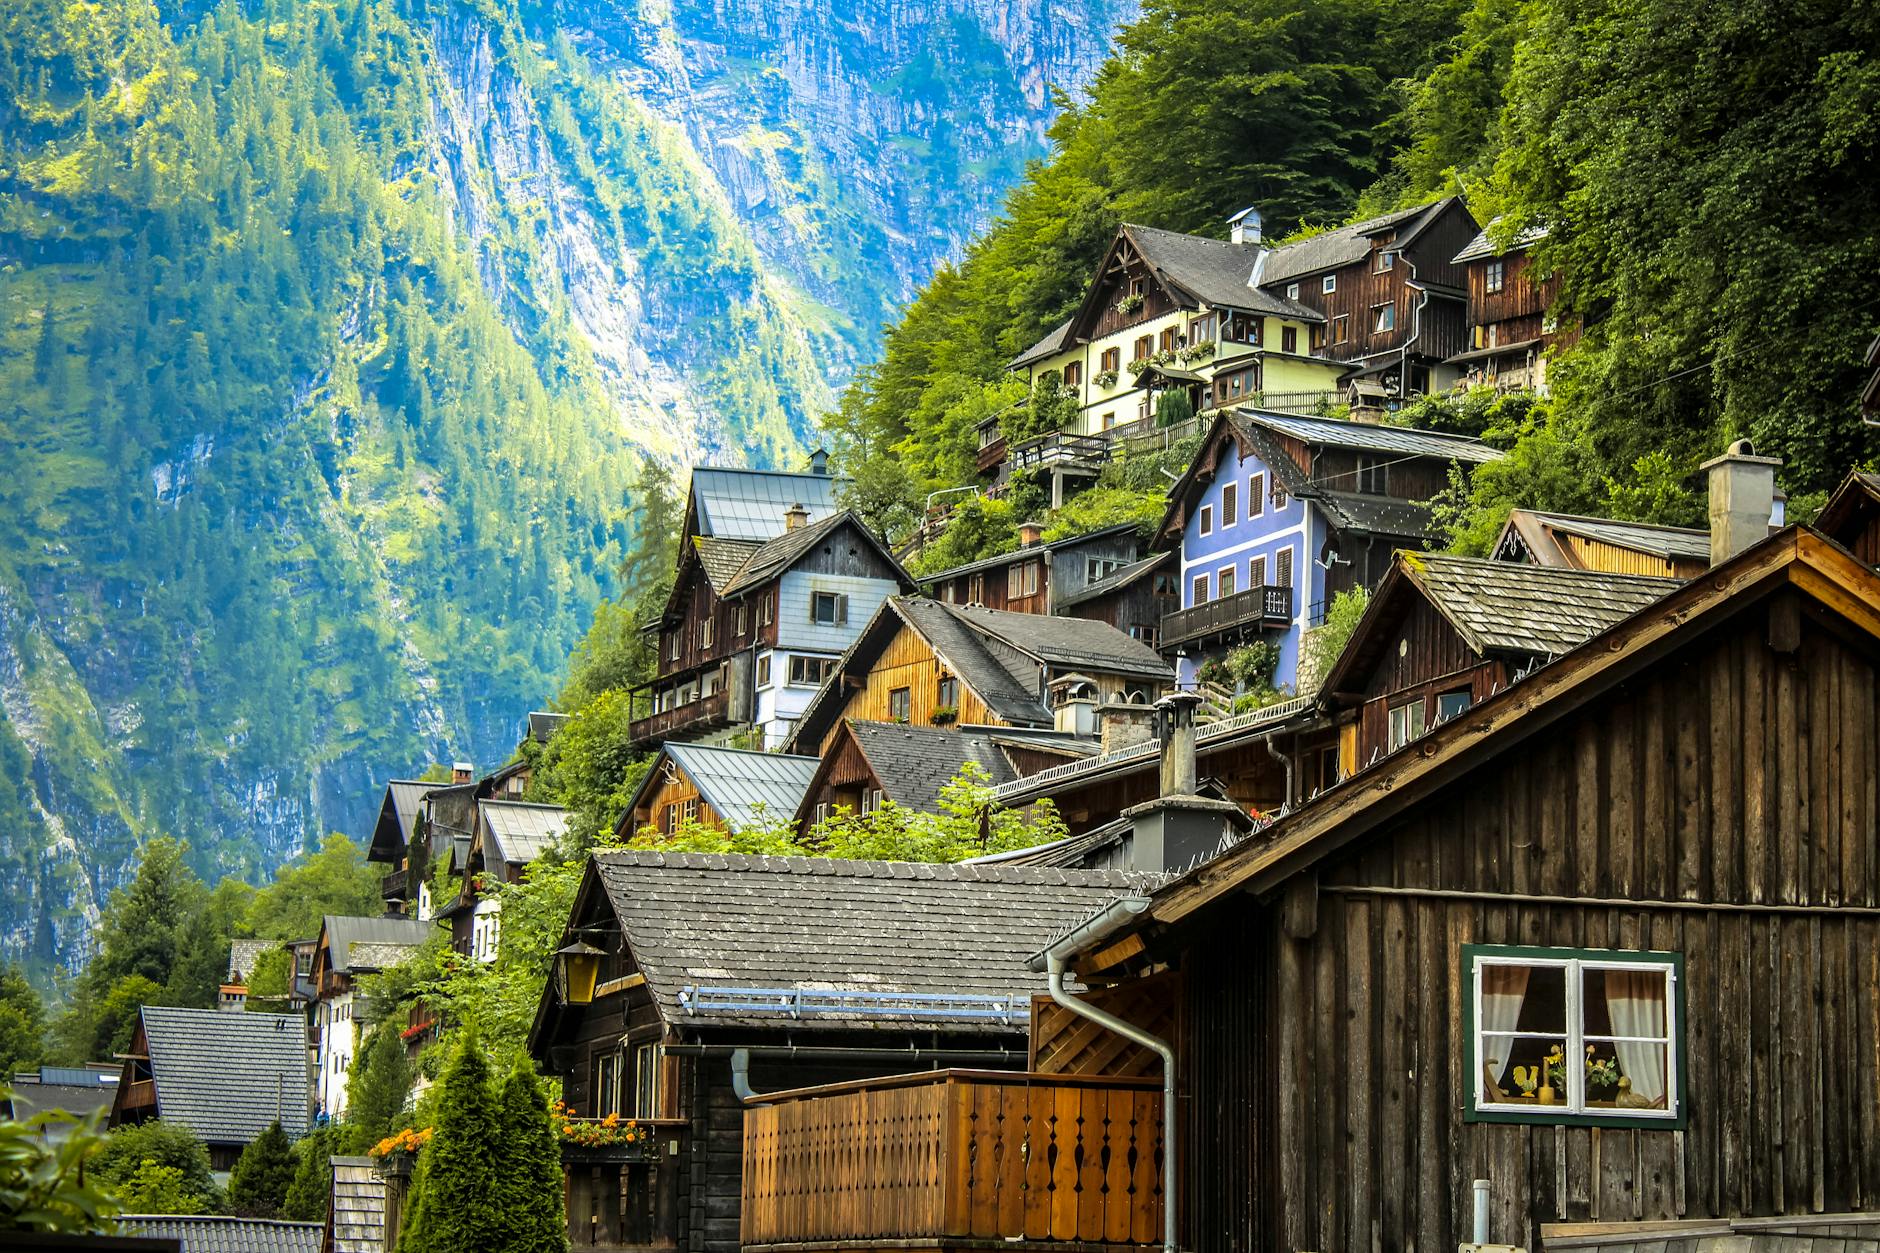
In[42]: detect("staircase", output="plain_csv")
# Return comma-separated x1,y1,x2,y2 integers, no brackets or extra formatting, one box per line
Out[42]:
1195,681,1237,723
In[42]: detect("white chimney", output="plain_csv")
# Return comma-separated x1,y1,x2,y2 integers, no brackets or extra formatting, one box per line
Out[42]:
1229,206,1262,247
1701,439,1782,567
783,502,809,531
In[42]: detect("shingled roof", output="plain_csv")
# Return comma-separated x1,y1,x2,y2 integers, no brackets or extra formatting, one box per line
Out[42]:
136,1006,309,1144
587,851,1152,1033
944,603,1174,681
121,1216,322,1253
842,721,1021,816
693,536,762,592
1451,219,1549,264
1010,317,1075,370
1257,200,1452,287
1239,409,1503,465
719,510,913,598
888,598,1057,725
1055,552,1171,609
1124,224,1325,320
321,915,433,974
1401,553,1679,657
367,779,430,863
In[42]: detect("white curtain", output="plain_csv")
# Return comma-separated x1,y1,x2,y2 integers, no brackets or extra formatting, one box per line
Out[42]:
1604,969,1669,1106
1479,964,1530,1096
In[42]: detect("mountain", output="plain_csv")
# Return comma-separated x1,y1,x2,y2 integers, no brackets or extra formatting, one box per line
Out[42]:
0,0,1130,976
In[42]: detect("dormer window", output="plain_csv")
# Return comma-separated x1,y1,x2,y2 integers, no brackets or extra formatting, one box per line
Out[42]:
1286,283,1300,300
1375,249,1395,272
1322,275,1337,294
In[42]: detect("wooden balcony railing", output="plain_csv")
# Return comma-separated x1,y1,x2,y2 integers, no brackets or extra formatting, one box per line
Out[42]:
1160,583,1294,649
628,687,731,748
380,867,408,901
975,435,1008,474
1007,432,1108,476
119,1079,157,1114
741,1069,1163,1250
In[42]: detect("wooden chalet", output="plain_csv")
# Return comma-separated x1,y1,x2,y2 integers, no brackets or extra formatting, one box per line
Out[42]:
1493,509,1712,579
305,914,432,1119
1253,197,1479,402
1445,222,1562,392
368,749,539,918
1319,552,1679,769
924,522,1143,615
1004,524,1880,1253
620,742,819,839
111,1006,309,1169
440,799,565,960
525,851,1153,1253
1816,470,1880,566
782,596,1174,757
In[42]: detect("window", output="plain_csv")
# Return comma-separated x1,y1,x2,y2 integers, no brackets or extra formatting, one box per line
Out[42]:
1436,688,1472,723
1191,573,1210,605
1273,480,1288,509
1485,260,1505,294
758,594,774,626
1006,559,1040,599
1130,277,1145,299
1213,366,1257,406
1102,411,1116,430
1281,326,1298,354
1198,504,1213,536
1189,314,1216,344
1375,249,1395,272
633,1042,662,1119
1467,945,1682,1125
967,573,984,604
788,655,835,687
1101,347,1120,372
756,654,771,688
1064,361,1083,387
596,1050,623,1118
1371,302,1396,334
1247,473,1265,518
1221,482,1238,526
811,591,848,626
1286,282,1300,300
1249,556,1266,589
1309,324,1326,352
888,687,911,721
667,630,680,661
680,797,698,824
936,675,959,708
1275,547,1293,592
1387,698,1426,751
1224,313,1260,345
700,616,713,649
1322,274,1337,294
1217,565,1237,598
1355,454,1385,495
1086,557,1122,583
1160,327,1179,354
1331,315,1350,345
1133,335,1153,361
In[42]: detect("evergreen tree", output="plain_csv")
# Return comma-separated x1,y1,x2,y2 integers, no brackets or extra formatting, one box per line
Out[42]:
93,1121,221,1213
495,1061,569,1253
226,1120,295,1217
282,1123,338,1223
343,1022,413,1155
32,298,56,384
0,966,44,1078
400,1031,503,1253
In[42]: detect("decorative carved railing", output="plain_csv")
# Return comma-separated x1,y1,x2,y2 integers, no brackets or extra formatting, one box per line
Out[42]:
1160,584,1294,649
740,1069,1163,1249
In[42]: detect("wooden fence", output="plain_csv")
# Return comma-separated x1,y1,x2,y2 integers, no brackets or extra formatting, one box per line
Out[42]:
740,1069,1163,1249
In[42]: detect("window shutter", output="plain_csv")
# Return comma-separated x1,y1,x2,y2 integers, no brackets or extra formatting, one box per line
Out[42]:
837,594,849,624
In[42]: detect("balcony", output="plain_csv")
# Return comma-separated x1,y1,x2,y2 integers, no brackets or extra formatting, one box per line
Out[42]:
380,867,408,902
1007,432,1108,477
975,434,1008,474
741,1069,1163,1252
628,687,731,749
1160,583,1294,650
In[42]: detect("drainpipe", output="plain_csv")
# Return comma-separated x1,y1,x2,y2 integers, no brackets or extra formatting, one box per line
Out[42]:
1263,729,1294,807
1034,897,1176,1253
671,1042,1024,1102
1472,1178,1491,1245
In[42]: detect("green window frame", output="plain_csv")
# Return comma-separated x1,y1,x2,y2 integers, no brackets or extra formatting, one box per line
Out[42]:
1463,943,1687,1129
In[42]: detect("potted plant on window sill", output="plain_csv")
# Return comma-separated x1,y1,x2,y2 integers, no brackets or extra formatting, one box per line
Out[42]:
553,1105,659,1162
370,1126,433,1178
1094,369,1119,389
1115,292,1145,316
929,705,958,726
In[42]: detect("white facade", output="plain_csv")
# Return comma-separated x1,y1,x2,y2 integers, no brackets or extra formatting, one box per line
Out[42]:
470,898,502,964
313,989,359,1119
752,571,900,749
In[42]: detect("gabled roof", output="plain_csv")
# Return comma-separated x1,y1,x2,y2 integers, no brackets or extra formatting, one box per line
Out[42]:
624,743,819,835
1122,224,1324,320
1010,317,1076,370
227,938,276,982
527,710,569,743
1054,527,1875,955
919,523,1142,585
319,915,432,975
121,1215,322,1253
1258,198,1462,287
133,1006,309,1143
1054,552,1172,609
1451,220,1550,264
694,536,763,591
583,851,1153,1033
685,466,845,542
720,510,915,598
1494,509,1711,568
1238,409,1503,464
943,603,1174,681
1815,470,1880,551
326,1157,389,1253
478,799,566,866
800,721,1021,825
367,779,431,863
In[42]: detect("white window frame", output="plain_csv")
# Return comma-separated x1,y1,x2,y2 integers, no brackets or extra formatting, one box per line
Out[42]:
811,591,847,626
1467,945,1683,1127
1198,504,1213,537
1322,274,1337,294
1485,260,1505,294
1371,302,1395,334
1387,698,1425,750
1221,482,1238,528
1286,282,1300,300
633,1041,661,1119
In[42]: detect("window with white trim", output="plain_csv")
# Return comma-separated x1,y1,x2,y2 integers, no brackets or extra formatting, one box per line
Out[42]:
1387,697,1424,750
1198,504,1213,536
811,591,848,626
633,1041,662,1119
1467,945,1683,1125
1216,565,1237,598
1222,482,1238,526
1322,274,1337,294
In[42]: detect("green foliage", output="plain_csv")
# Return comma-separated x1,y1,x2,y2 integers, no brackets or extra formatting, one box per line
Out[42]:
114,1161,206,1216
0,969,44,1079
242,950,292,1016
1038,488,1165,544
1154,388,1193,429
242,835,385,942
282,1123,338,1224
226,1121,295,1219
907,496,1022,576
0,1097,118,1232
1004,373,1080,445
93,1122,219,1215
495,1062,568,1253
525,690,647,851
401,1032,504,1253
344,1025,415,1156
1300,587,1371,691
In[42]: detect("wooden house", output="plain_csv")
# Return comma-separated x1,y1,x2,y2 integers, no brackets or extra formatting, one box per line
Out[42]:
524,851,1152,1253
111,1006,309,1169
1253,197,1479,401
1445,222,1561,392
304,914,432,1119
619,742,819,839
782,596,1174,757
1815,470,1880,566
630,504,916,752
924,522,1143,615
1008,524,1880,1253
1156,409,1500,692
1493,509,1711,578
440,799,565,961
1320,552,1679,769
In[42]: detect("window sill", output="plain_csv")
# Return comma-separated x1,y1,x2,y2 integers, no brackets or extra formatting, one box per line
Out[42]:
1466,1106,1683,1130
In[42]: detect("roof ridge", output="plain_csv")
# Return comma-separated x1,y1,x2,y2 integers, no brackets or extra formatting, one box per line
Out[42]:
1412,551,1684,587
1526,509,1707,535
668,742,819,762
593,848,1137,885
1238,407,1490,444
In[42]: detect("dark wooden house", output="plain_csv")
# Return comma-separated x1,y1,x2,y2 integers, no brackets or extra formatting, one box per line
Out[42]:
1030,525,1880,1253
619,742,818,839
440,799,565,960
1493,509,1712,579
524,851,1151,1253
1816,470,1880,567
1445,222,1562,392
111,1006,310,1169
923,522,1146,618
1254,197,1479,400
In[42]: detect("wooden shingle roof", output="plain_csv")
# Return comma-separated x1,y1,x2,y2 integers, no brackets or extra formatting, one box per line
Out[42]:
135,1006,309,1144
1399,552,1679,657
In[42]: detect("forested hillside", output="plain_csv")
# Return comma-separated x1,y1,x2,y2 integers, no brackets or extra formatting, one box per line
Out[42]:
0,0,1127,977
834,0,1880,545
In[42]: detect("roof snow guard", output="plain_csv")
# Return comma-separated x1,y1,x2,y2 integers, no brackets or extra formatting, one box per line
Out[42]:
678,984,1026,1026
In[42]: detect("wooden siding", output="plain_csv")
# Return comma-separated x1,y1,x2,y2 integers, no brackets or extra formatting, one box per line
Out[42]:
1467,250,1554,333
797,729,877,822
628,770,721,836
817,622,1004,754
1029,974,1178,1078
1309,450,1450,505
1558,532,1705,579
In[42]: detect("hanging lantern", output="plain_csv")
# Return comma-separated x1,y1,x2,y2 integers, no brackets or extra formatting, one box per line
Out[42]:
554,940,607,1006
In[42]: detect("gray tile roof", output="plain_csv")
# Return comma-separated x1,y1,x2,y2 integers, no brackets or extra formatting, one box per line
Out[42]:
942,603,1175,681
688,467,844,541
322,915,433,974
1517,511,1710,562
591,851,1154,1033
1257,202,1439,286
1452,220,1549,264
1126,225,1325,320
1405,552,1680,657
693,536,763,592
1009,317,1075,369
7,1080,115,1122
368,779,430,861
120,1216,322,1253
226,938,277,983
846,721,1019,813
1055,552,1171,609
327,1156,387,1253
892,598,1053,726
1237,409,1504,464
720,511,910,598
479,799,566,866
661,744,819,832
1316,490,1438,539
138,1006,309,1144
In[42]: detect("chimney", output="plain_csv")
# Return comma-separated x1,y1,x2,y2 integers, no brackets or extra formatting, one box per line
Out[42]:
1229,205,1262,247
1097,699,1156,755
1701,439,1782,566
1155,691,1204,798
783,501,809,531
1017,520,1045,548
451,761,474,783
808,448,830,476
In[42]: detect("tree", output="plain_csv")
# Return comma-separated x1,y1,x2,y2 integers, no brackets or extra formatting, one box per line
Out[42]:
495,1062,568,1253
242,834,385,941
112,1162,206,1216
0,968,44,1079
32,298,57,385
0,1100,117,1232
88,839,203,990
400,1031,504,1253
282,1123,338,1223
92,1122,220,1214
344,1023,413,1155
226,1121,295,1217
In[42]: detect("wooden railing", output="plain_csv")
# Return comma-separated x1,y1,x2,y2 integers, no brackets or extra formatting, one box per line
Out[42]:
741,1069,1162,1249
1160,584,1293,649
1007,432,1108,475
119,1079,156,1113
628,687,730,748
380,867,408,901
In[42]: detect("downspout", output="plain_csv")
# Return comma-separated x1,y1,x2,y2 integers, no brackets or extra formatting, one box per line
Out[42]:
1263,729,1294,808
729,1047,758,1102
1398,251,1426,399
1034,897,1176,1253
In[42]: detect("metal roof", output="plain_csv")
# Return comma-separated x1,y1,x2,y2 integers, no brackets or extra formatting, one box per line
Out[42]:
661,743,820,832
368,779,431,862
120,1216,322,1253
478,799,566,866
688,467,845,541
137,1006,309,1144
1517,511,1710,561
1403,552,1680,657
321,915,433,974
1238,408,1504,464
527,710,569,743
